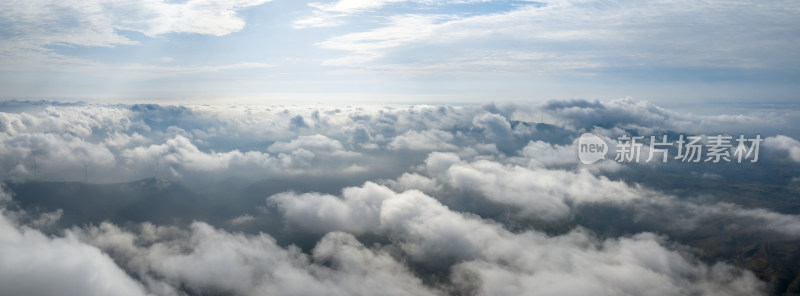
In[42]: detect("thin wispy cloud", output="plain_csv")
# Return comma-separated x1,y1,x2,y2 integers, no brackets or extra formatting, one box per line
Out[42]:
1,0,798,101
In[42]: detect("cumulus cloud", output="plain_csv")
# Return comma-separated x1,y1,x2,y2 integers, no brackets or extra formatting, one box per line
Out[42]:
472,112,512,140
0,104,404,183
384,172,442,194
0,99,794,186
0,182,439,296
764,135,800,163
541,98,794,136
269,181,765,295
449,232,765,296
267,134,347,154
419,152,641,220
0,132,117,181
0,205,147,296
122,135,274,173
518,140,578,168
632,195,800,239
268,182,389,235
1,99,798,294
388,129,456,151
0,103,514,184
74,221,442,296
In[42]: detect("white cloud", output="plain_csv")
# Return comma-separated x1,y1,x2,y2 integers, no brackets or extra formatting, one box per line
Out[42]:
122,135,275,173
0,105,137,137
388,129,456,151
635,195,800,238
295,0,407,28
0,132,117,181
104,132,148,148
0,100,795,295
269,182,394,234
314,1,800,73
0,0,272,73
422,152,641,220
1,103,475,183
540,98,800,137
268,134,346,154
449,232,765,296
472,112,512,141
313,0,407,14
1,0,272,47
384,172,442,194
764,135,800,163
0,100,794,186
228,214,256,225
75,221,442,296
309,231,442,296
0,210,148,296
318,14,448,65
518,140,577,168
296,0,492,29
269,181,766,295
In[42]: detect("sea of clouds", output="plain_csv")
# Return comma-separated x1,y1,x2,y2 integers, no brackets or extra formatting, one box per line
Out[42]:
1,98,799,295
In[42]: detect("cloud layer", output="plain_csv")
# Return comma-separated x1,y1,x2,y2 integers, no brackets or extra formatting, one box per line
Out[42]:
0,99,798,295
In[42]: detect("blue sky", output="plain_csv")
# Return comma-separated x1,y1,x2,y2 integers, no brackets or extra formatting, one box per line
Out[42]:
1,0,799,105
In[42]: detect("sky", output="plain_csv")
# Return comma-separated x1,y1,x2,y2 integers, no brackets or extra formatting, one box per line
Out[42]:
1,0,799,104
2,1,800,295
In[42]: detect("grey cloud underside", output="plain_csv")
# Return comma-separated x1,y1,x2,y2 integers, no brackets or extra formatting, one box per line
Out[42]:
1,99,799,295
